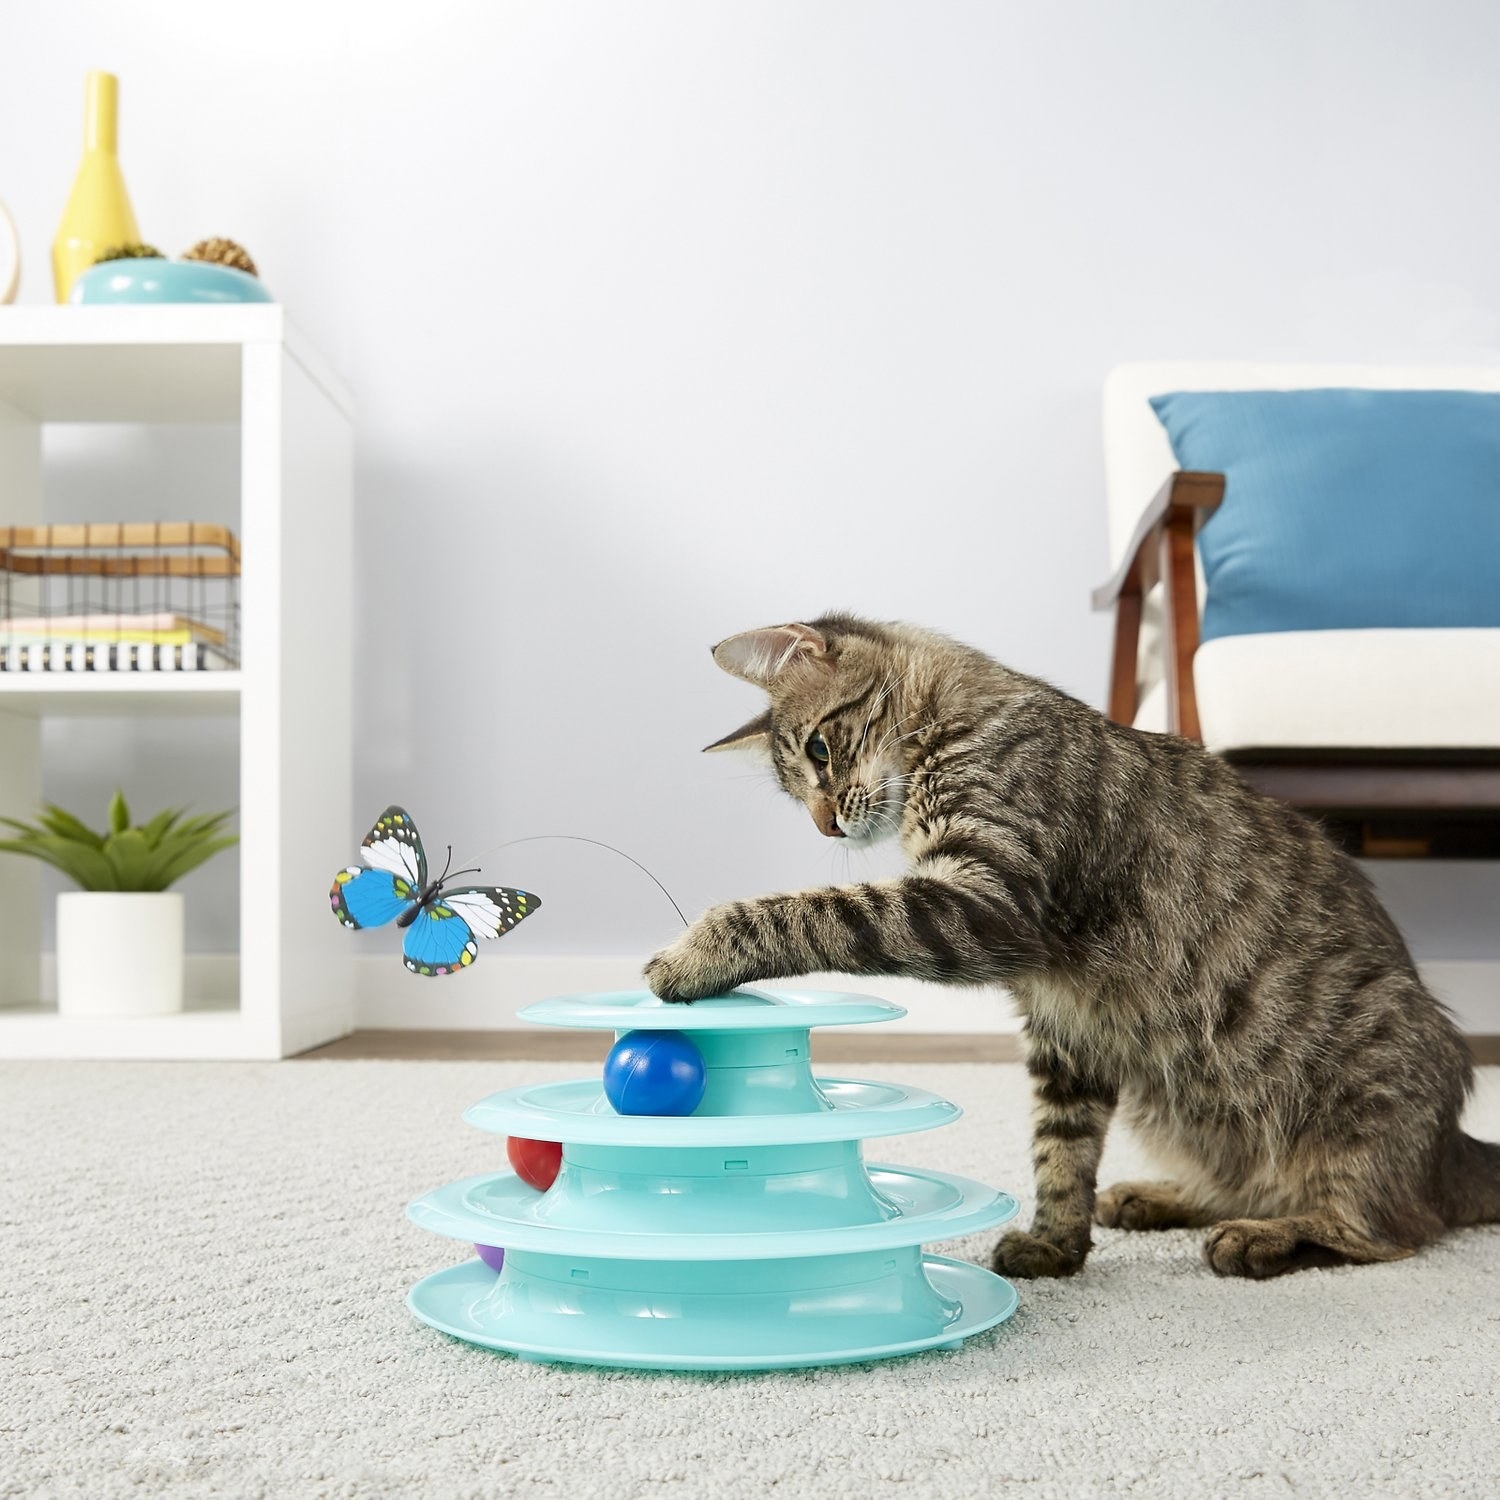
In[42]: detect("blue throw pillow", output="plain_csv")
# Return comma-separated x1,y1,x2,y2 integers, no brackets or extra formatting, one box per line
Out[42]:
1149,389,1500,643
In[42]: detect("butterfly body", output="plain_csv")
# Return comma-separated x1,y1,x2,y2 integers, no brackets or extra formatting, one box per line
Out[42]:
330,806,538,976
396,882,445,928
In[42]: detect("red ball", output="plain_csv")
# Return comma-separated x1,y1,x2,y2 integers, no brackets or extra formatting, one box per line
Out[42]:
506,1135,562,1191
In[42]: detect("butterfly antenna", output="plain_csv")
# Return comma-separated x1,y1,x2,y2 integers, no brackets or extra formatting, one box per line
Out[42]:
470,834,690,929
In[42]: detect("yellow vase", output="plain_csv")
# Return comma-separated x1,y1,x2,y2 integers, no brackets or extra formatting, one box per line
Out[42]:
51,71,141,303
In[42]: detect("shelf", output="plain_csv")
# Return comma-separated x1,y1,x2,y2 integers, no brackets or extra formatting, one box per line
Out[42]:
0,672,241,716
0,339,241,422
0,1000,274,1060
0,307,355,1059
0,306,353,423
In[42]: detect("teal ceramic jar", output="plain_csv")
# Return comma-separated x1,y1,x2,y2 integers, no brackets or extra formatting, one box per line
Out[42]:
69,257,272,304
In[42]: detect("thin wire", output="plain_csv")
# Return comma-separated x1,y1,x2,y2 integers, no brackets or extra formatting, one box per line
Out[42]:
460,833,690,929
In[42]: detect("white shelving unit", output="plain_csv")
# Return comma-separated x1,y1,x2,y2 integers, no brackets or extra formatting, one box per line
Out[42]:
0,306,354,1059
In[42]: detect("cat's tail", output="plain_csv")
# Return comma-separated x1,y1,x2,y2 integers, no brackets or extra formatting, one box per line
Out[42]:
1443,1133,1500,1226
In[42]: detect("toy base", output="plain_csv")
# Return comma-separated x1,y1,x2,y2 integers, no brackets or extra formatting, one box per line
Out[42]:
408,1252,1018,1372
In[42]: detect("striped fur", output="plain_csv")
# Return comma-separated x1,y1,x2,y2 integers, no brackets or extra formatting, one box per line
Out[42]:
644,614,1500,1278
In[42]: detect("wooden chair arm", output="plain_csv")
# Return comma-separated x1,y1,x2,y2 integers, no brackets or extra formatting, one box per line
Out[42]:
1091,471,1225,738
1091,471,1226,610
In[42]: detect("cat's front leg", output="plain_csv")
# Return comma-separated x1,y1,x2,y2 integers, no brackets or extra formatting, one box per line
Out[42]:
645,870,1047,1002
992,1031,1118,1278
644,883,899,1002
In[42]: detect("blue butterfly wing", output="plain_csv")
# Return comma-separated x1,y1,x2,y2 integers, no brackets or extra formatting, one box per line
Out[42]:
402,901,478,977
331,867,416,930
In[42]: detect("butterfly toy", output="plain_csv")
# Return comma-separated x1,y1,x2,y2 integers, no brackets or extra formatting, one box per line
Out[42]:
330,806,539,976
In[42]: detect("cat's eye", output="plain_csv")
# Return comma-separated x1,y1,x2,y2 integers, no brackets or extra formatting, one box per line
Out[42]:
807,732,831,765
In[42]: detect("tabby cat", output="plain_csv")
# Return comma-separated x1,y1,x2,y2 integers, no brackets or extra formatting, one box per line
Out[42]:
644,614,1500,1278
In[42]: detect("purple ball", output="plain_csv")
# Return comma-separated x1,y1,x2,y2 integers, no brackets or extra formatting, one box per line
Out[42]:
603,1029,707,1116
475,1243,505,1273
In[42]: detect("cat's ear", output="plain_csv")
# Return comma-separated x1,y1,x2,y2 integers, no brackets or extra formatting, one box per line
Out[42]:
703,709,773,756
711,623,829,687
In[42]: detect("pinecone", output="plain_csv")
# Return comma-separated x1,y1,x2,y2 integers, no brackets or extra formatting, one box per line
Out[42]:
94,243,165,264
182,238,258,277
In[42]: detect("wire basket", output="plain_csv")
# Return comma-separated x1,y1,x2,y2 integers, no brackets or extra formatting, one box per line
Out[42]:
0,523,240,673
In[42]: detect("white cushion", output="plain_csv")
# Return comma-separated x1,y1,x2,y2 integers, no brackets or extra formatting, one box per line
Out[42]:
1132,628,1500,752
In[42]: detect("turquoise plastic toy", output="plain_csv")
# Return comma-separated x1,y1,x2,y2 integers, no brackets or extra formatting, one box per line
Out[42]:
406,987,1020,1371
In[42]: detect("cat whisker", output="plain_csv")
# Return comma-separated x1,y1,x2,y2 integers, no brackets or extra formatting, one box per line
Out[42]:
859,666,916,753
858,670,898,755
870,703,921,745
869,715,930,764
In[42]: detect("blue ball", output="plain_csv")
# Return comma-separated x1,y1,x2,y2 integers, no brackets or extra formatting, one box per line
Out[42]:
603,1030,706,1116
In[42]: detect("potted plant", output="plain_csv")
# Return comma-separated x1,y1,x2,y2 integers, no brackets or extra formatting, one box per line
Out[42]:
0,792,236,1018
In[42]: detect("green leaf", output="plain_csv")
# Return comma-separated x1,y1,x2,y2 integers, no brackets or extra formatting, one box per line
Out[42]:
138,807,184,850
176,811,234,840
38,804,105,848
0,835,118,890
153,834,238,889
103,829,159,892
0,797,235,890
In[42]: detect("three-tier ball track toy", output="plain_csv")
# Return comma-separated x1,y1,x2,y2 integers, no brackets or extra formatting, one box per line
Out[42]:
407,987,1020,1371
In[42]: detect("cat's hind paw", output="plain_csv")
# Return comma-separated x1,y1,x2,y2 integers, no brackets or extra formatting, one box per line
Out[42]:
1201,1215,1401,1278
1203,1219,1304,1279
1096,1181,1210,1231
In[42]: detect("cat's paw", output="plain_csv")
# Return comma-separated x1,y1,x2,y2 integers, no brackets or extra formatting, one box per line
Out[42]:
1202,1219,1301,1279
1096,1181,1205,1231
989,1228,1088,1279
643,922,746,1003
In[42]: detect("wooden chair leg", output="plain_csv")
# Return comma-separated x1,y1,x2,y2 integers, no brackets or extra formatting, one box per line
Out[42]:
1108,593,1141,726
1161,514,1203,742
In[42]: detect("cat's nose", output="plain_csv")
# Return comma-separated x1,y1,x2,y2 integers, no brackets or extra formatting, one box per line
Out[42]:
812,805,846,838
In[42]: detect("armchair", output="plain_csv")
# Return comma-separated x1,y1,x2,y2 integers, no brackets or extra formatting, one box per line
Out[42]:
1095,363,1500,858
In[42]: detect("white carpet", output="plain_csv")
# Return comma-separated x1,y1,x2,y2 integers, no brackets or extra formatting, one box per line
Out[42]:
2,1059,1497,1500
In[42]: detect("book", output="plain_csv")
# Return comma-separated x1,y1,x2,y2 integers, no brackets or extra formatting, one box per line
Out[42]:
0,612,228,648
0,640,235,673
9,628,196,645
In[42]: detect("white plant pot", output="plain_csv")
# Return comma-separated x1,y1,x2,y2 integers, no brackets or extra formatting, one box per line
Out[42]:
56,891,185,1018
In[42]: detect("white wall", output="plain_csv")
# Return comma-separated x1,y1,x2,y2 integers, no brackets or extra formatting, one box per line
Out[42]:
3,1,1498,1018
